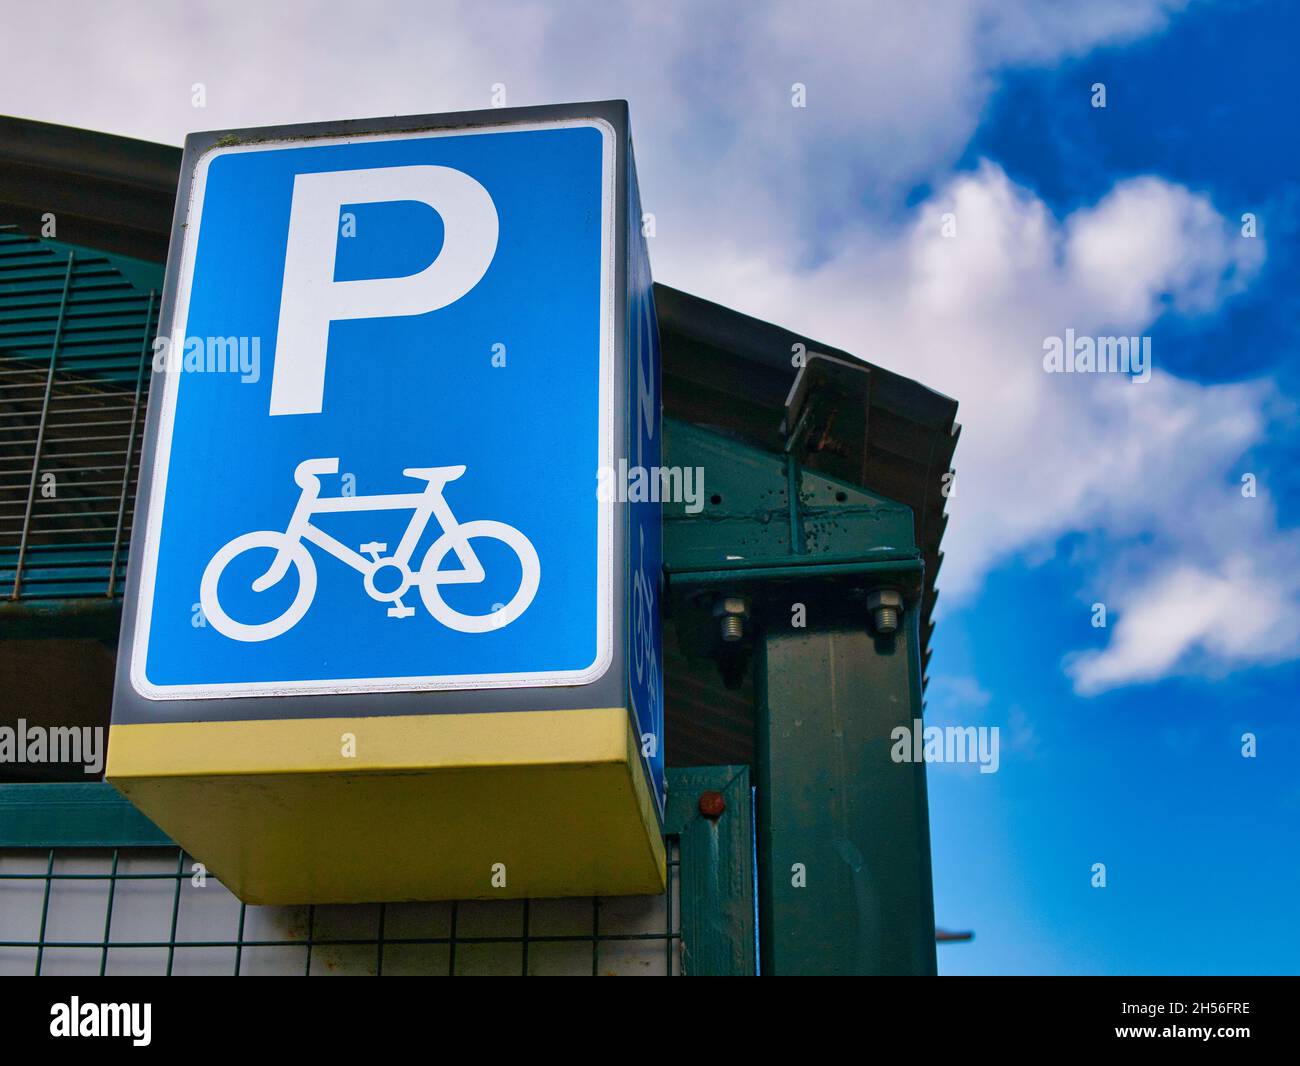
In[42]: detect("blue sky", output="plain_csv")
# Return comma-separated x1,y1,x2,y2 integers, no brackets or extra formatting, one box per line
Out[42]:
4,0,1296,973
928,0,1300,974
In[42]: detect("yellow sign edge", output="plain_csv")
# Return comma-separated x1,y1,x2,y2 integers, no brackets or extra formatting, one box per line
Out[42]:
107,706,635,778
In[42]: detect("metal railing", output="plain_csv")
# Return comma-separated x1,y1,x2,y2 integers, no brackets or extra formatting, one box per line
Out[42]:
0,226,159,600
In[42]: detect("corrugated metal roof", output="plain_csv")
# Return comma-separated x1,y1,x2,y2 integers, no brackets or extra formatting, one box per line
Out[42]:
0,117,179,263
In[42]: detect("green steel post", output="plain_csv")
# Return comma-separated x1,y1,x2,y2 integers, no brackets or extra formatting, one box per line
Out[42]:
666,765,756,976
755,607,937,975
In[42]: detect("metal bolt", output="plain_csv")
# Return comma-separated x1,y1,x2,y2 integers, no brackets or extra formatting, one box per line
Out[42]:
712,596,749,643
698,791,727,819
867,588,903,635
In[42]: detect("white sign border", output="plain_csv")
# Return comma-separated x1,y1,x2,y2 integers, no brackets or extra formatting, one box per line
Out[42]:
130,118,617,700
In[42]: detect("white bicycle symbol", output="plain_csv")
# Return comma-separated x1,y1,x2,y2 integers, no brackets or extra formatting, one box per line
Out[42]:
199,457,540,643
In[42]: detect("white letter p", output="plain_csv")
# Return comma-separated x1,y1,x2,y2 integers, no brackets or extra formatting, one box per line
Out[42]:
270,164,498,416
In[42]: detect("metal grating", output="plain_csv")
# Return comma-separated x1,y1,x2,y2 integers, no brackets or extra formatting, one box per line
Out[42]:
0,226,159,600
0,844,682,976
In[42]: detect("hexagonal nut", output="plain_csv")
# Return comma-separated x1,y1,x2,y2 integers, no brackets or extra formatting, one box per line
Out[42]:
866,589,903,612
711,596,750,619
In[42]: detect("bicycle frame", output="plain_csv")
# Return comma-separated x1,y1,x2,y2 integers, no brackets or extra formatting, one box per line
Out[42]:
254,465,482,593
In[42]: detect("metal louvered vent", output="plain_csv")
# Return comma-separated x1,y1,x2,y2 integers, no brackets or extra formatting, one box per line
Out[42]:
0,226,159,600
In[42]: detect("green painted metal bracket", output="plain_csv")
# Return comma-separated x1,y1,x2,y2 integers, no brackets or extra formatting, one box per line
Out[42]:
665,764,756,976
662,416,924,692
663,417,917,579
0,782,171,847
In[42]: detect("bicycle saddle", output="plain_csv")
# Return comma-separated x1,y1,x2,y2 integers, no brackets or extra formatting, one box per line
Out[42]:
294,457,340,488
403,465,467,483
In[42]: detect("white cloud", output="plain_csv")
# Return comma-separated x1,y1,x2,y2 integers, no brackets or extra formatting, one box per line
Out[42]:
0,0,1188,259
1066,177,1261,321
926,675,993,713
3,0,1292,692
1067,553,1300,694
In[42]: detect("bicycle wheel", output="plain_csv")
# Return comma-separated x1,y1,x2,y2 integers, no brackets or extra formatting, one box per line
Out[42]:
200,530,317,642
418,520,540,633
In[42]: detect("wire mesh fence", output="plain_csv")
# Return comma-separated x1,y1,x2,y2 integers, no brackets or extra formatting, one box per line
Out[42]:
0,843,682,976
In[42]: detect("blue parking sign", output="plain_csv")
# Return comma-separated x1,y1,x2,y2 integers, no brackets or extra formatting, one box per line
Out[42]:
116,104,663,812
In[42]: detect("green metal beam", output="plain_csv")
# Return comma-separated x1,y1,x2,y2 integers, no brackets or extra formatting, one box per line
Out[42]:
756,607,937,975
0,596,122,640
0,782,171,847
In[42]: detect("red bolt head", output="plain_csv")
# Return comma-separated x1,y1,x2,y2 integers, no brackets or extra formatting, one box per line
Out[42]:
698,790,726,819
